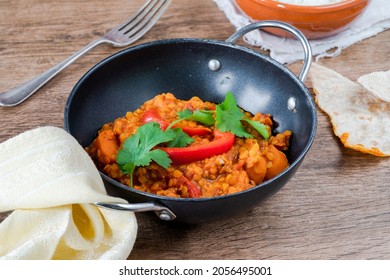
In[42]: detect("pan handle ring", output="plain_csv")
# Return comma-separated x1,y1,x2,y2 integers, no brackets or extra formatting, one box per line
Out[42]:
225,20,312,82
94,201,177,221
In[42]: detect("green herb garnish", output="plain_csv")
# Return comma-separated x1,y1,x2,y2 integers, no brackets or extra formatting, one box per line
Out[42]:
116,122,174,187
177,109,215,126
177,92,270,140
166,127,194,147
215,92,253,138
244,118,270,141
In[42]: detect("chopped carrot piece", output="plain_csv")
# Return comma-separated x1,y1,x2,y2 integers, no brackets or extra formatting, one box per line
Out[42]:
95,130,119,164
246,156,267,185
265,145,289,180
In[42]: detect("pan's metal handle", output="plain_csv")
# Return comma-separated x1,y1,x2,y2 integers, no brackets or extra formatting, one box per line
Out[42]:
94,201,176,221
225,20,312,82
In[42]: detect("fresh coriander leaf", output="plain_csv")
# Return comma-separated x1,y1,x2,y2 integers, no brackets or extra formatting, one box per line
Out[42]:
244,118,270,140
215,92,253,138
116,122,175,187
177,109,193,119
166,127,194,147
187,110,215,125
117,134,140,166
121,162,136,174
145,149,172,169
176,109,215,126
116,134,139,187
136,122,175,153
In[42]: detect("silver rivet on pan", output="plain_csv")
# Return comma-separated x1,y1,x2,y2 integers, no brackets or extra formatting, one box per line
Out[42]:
287,97,297,112
208,59,221,71
158,211,172,221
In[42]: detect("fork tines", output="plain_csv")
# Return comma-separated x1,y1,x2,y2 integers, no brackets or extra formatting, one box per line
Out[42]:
117,0,170,37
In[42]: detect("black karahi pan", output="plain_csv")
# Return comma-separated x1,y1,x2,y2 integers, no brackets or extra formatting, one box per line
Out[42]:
64,21,317,224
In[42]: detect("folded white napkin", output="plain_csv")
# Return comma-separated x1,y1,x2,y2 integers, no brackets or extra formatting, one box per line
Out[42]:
214,0,390,64
0,126,137,260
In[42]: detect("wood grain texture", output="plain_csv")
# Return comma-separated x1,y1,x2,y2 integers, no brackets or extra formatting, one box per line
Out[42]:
1,0,389,260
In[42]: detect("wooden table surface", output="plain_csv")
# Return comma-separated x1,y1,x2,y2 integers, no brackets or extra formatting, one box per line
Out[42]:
1,0,389,260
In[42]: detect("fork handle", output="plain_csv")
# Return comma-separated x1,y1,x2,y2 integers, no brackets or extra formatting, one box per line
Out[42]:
0,38,107,107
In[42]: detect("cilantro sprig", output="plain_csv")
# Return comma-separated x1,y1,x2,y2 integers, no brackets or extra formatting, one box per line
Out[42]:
218,92,270,140
166,127,194,147
177,109,215,126
116,122,174,187
215,92,253,138
177,92,270,140
116,119,195,187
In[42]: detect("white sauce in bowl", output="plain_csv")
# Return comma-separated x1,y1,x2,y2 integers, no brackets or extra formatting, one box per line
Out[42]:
274,0,346,5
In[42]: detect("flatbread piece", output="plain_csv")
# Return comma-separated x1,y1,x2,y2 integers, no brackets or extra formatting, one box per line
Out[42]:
309,63,390,157
357,70,390,102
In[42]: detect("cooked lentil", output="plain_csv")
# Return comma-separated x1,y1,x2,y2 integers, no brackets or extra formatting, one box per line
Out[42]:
86,93,292,198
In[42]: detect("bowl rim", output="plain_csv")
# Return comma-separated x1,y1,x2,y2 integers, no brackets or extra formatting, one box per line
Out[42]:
242,0,369,13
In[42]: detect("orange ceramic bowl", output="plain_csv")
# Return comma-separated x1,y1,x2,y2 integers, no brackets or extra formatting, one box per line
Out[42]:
235,0,371,39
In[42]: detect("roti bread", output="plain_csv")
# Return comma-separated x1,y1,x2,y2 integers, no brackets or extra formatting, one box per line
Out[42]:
357,70,390,102
309,63,390,157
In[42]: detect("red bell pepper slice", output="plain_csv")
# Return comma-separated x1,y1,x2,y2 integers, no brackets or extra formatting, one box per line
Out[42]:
160,130,235,165
140,109,169,131
140,109,210,136
180,126,210,136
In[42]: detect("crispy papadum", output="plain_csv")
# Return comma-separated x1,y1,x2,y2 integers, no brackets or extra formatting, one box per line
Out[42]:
309,63,390,157
357,70,390,102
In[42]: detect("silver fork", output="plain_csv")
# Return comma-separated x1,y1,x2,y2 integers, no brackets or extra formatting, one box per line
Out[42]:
0,0,171,107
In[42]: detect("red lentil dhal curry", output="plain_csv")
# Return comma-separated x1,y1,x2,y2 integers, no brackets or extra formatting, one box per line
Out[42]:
86,92,292,198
